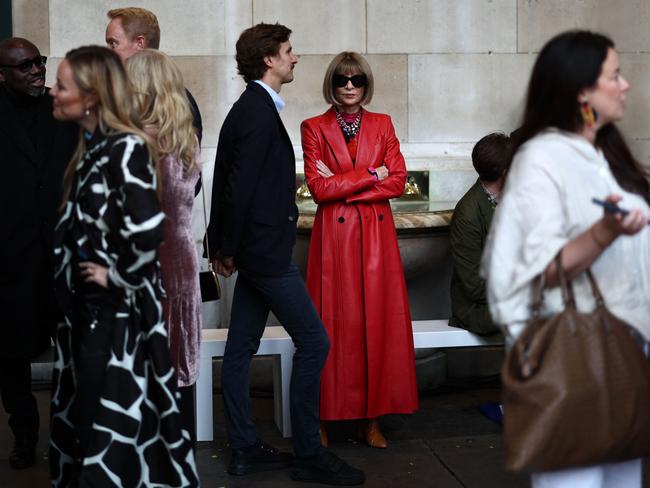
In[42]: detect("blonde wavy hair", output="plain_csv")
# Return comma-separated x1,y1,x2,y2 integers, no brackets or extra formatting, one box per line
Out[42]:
61,45,157,206
126,49,198,173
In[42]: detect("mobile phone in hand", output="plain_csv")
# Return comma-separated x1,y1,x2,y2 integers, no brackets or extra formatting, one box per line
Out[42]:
592,198,629,217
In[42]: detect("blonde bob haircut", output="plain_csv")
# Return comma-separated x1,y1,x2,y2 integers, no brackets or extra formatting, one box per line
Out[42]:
322,51,374,107
61,45,156,207
126,49,198,173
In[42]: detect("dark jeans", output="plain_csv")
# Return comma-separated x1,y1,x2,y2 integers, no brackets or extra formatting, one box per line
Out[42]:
0,356,39,443
222,265,329,457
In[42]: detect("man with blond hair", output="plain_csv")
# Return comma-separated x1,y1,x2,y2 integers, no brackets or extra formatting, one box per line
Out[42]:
105,7,160,58
105,6,202,141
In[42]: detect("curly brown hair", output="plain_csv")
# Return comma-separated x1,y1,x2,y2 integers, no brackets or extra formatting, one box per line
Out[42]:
235,23,292,83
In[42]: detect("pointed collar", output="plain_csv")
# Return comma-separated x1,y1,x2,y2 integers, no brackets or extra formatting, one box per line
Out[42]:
254,80,285,112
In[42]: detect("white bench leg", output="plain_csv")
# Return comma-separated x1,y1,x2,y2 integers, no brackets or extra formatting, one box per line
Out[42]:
195,353,214,441
272,349,294,438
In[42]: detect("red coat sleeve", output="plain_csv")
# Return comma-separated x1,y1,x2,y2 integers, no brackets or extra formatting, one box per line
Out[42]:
301,119,377,204
346,116,406,203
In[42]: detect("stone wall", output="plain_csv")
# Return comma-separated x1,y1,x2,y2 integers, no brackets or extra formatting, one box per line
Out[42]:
12,0,650,324
14,0,650,201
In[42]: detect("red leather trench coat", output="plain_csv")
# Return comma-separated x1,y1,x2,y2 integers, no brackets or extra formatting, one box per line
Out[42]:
301,107,419,419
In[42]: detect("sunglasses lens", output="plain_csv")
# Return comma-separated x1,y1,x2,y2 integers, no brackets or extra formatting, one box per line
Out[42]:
17,56,47,72
333,75,348,88
333,74,367,88
350,75,367,88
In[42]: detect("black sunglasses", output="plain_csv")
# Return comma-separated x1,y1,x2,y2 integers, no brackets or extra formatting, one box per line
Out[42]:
333,74,367,88
0,55,47,73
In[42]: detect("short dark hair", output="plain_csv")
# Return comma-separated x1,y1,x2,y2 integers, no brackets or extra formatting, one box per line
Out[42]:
472,132,510,182
235,23,291,83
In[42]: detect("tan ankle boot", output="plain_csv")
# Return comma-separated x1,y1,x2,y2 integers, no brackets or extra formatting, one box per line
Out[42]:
319,421,329,448
361,418,387,449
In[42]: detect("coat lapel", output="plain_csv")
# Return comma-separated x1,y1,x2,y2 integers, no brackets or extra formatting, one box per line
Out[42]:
0,93,39,165
354,110,379,171
34,94,59,169
248,82,294,154
319,109,354,174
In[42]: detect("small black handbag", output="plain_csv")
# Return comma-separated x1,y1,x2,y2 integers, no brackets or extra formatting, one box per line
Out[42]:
199,268,221,302
200,172,221,302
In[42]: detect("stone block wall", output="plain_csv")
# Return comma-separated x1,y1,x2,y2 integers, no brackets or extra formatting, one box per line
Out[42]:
12,0,650,241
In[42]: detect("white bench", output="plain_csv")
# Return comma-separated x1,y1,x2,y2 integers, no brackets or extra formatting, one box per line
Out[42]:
196,327,295,441
195,319,503,442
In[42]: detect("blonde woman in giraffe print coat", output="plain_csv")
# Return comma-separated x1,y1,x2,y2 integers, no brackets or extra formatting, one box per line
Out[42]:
49,46,197,487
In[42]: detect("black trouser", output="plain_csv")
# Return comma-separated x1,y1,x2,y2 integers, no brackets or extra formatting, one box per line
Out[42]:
0,356,39,443
70,284,117,457
178,385,196,444
222,265,329,457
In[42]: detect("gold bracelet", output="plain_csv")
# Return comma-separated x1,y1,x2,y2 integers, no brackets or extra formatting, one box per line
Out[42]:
590,225,609,249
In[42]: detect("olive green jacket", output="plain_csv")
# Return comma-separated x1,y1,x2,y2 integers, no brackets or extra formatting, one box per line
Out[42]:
449,180,499,335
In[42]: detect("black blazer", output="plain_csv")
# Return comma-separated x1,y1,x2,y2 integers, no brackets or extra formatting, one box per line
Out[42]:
0,87,77,356
208,82,298,276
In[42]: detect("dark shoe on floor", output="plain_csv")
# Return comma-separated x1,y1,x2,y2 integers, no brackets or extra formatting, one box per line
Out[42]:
291,448,365,485
9,438,36,470
228,439,293,475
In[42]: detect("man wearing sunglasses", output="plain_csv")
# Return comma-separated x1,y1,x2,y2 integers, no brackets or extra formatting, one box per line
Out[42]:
0,37,77,470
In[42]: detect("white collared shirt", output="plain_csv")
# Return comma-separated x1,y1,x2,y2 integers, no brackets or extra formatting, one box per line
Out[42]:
254,80,285,112
482,128,650,340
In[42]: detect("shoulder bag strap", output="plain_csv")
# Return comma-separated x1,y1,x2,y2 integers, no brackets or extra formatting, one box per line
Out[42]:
201,170,215,272
554,251,576,309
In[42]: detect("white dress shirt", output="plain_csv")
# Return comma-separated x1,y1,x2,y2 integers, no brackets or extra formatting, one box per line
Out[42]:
482,128,650,340
254,79,285,112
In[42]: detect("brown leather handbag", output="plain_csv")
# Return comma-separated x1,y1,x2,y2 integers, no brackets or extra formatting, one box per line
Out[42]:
502,253,650,472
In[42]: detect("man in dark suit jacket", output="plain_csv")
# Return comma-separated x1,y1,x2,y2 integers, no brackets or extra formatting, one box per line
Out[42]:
0,37,77,469
207,24,364,485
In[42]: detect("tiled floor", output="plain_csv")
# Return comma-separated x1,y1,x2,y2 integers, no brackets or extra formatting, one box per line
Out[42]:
0,378,647,487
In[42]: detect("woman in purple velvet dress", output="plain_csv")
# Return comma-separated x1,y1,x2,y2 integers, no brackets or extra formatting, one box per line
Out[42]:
126,49,202,437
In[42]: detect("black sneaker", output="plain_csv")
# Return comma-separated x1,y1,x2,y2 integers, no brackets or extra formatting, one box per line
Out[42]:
9,438,36,470
228,439,293,475
291,448,365,485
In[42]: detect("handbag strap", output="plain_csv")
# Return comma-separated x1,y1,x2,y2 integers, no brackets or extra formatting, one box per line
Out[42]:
554,252,576,309
200,170,215,272
530,274,544,317
534,251,604,313
584,268,605,307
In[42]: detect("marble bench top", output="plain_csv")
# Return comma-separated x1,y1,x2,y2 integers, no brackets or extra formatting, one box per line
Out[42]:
297,201,455,230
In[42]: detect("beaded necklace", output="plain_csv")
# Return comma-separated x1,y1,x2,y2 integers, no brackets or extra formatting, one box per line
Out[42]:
335,109,362,141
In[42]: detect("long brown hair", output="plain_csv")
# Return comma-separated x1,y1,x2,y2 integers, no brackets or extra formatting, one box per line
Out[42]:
511,30,650,204
60,45,157,207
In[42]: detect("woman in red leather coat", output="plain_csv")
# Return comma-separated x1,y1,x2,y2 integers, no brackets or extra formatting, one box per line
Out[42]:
301,52,418,449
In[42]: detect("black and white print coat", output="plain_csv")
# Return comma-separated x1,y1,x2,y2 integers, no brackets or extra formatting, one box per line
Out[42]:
50,130,198,487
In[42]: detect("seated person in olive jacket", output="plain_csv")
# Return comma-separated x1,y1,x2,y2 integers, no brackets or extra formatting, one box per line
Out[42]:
449,132,510,335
